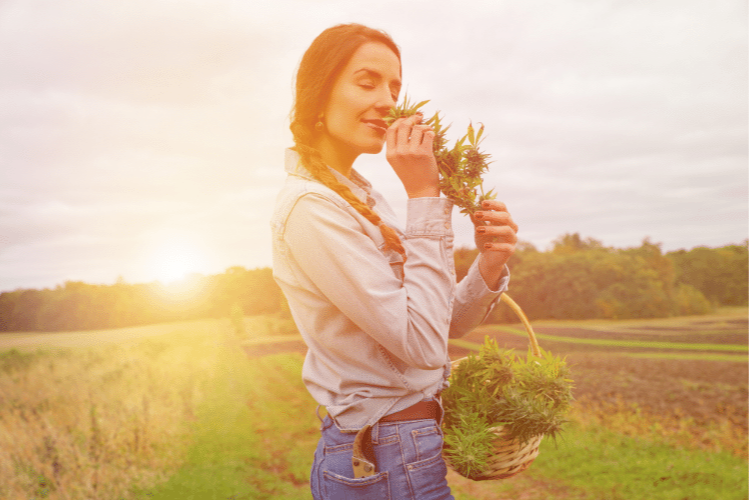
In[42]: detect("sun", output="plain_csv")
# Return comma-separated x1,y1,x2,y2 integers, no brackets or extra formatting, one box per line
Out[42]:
156,247,201,283
145,233,208,284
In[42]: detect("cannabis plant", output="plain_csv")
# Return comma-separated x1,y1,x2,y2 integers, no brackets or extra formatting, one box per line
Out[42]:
385,96,495,215
441,336,574,480
386,97,574,478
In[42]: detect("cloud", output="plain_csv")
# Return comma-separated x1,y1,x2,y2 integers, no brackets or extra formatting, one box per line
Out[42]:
0,0,746,291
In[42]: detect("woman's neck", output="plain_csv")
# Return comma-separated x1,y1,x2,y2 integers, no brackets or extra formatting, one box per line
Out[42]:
313,136,357,178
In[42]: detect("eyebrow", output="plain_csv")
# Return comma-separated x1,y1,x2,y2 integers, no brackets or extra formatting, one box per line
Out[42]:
354,68,402,92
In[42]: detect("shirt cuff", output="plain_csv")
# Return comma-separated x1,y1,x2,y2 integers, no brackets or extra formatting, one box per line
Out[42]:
466,258,509,297
404,197,453,237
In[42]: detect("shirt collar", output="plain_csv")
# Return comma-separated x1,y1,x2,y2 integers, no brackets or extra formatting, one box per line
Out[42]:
285,148,375,206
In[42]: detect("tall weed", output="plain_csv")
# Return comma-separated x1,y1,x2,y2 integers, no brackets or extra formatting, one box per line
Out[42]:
0,320,225,499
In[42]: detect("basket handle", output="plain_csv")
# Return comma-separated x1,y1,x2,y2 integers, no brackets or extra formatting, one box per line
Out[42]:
499,293,541,357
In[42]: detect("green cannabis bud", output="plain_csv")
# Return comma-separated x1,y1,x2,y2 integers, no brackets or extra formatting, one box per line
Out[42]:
385,96,496,215
441,336,574,480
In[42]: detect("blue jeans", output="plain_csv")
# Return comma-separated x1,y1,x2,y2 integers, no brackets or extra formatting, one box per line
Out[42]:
310,414,455,500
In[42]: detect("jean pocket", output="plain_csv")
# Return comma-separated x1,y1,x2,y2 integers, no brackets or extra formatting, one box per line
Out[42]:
411,424,442,462
405,452,452,500
322,470,391,500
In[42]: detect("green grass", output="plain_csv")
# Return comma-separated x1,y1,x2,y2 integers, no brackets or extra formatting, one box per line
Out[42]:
131,349,319,500
6,311,744,499
447,420,748,500
531,422,748,500
0,348,37,372
133,338,746,500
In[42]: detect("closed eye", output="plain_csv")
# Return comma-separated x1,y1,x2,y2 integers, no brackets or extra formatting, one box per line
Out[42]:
390,85,401,103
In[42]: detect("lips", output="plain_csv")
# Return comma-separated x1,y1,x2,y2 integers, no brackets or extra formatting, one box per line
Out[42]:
362,118,387,133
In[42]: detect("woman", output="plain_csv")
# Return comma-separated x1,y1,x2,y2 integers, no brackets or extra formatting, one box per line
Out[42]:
271,23,518,499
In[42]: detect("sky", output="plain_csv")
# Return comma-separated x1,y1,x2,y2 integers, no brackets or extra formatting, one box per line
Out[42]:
0,0,747,292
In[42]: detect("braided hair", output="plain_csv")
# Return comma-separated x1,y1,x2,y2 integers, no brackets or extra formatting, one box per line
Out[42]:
290,24,406,261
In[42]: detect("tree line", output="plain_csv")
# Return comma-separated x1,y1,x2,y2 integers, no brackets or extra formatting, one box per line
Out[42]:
0,266,286,333
457,234,747,323
0,234,746,332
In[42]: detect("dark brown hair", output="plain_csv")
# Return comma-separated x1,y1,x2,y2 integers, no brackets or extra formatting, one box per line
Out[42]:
290,23,406,260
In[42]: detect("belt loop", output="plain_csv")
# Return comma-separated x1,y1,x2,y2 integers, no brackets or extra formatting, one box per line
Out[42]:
371,420,379,444
315,405,326,424
435,395,445,426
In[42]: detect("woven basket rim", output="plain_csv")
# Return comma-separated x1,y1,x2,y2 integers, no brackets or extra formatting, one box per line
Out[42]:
444,432,543,480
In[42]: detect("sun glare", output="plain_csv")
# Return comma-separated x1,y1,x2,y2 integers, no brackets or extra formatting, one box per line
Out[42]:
157,249,199,283
144,233,208,285
141,234,211,304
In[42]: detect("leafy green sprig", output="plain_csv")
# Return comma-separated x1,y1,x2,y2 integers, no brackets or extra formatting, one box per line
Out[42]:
384,96,496,215
441,336,574,480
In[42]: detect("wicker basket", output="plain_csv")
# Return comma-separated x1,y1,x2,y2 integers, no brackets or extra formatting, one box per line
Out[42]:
443,292,545,481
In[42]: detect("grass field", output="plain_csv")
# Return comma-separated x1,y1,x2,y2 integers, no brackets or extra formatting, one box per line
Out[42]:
1,308,746,499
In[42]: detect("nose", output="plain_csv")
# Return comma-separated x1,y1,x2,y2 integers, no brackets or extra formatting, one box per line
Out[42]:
375,89,397,113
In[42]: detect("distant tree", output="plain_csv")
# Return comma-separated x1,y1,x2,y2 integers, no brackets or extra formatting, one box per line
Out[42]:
454,247,479,282
1,236,742,332
552,233,604,254
668,241,748,306
487,236,714,322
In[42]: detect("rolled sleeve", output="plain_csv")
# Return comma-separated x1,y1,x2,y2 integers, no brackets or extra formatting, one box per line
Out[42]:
404,197,453,237
449,257,509,339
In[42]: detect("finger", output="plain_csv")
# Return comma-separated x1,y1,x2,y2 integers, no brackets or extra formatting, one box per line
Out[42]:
396,118,414,149
482,242,517,254
480,199,507,211
407,124,435,150
473,212,519,233
407,126,424,151
476,225,518,243
419,129,435,151
386,117,410,153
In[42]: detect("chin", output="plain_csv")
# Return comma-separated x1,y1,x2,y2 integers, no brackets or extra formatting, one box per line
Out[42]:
360,140,386,155
363,146,385,155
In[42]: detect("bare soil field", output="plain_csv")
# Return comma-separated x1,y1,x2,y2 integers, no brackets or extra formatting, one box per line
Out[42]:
458,312,748,356
451,310,749,459
533,327,745,346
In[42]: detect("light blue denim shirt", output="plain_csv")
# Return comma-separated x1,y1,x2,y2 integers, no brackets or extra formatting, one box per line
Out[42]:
271,149,509,431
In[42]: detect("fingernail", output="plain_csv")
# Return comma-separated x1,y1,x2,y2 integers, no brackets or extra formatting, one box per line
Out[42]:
484,243,493,250
474,212,484,220
476,227,486,234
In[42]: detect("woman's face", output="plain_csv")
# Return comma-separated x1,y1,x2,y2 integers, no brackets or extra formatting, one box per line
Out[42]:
318,42,401,166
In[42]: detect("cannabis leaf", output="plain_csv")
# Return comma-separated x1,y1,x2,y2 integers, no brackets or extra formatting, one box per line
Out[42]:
385,95,496,215
442,336,575,479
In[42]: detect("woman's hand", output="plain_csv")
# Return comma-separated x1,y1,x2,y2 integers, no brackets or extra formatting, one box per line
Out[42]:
385,114,440,198
472,200,518,290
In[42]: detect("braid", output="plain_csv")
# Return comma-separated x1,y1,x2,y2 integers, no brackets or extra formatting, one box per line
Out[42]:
293,143,407,262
